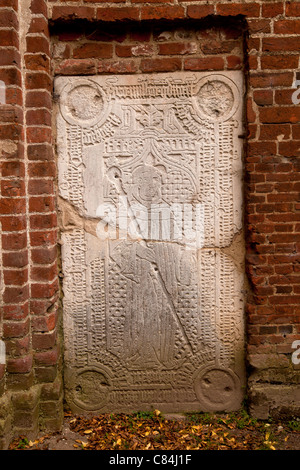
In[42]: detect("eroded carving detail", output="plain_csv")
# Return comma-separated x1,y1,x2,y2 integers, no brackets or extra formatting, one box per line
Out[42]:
56,72,245,413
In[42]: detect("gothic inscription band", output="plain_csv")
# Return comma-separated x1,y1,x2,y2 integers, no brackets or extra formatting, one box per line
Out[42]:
55,72,245,413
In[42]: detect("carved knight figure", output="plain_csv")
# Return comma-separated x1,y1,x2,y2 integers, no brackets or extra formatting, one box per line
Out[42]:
107,163,198,370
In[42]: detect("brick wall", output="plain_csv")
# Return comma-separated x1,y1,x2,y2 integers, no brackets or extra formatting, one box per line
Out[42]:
0,0,62,449
0,0,299,448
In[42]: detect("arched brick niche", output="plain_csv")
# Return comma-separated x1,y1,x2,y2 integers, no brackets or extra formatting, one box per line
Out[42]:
0,0,299,449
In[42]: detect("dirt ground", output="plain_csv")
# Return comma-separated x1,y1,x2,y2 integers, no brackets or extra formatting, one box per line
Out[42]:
8,408,300,451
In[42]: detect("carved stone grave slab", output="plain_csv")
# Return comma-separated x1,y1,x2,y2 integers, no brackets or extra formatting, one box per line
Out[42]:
55,72,245,413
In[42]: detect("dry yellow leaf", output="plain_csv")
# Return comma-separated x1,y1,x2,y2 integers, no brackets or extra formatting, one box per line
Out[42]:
28,440,38,447
192,425,201,431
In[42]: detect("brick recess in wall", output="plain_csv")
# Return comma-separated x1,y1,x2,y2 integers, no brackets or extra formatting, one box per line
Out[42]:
0,0,300,448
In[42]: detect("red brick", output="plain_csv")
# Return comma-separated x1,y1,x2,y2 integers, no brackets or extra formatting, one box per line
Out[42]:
30,230,57,247
259,107,300,124
250,72,293,88
186,4,215,19
7,355,32,374
115,44,134,58
25,72,51,91
96,6,140,21
253,89,273,106
27,143,53,161
98,60,138,74
34,345,60,366
30,0,47,16
26,127,52,144
31,280,59,299
31,264,57,283
31,311,58,334
31,246,57,265
0,123,22,141
217,2,260,17
26,109,51,127
263,37,300,52
32,331,57,351
286,2,300,17
85,0,126,2
262,2,283,18
159,42,197,55
52,6,96,21
278,141,300,158
0,364,5,381
28,179,54,196
140,57,182,73
73,43,113,59
26,36,50,55
131,44,156,56
26,90,51,109
274,89,294,105
3,319,29,339
0,198,26,215
131,0,170,2
249,141,277,156
2,232,27,250
0,49,20,67
227,55,242,70
6,336,30,357
3,269,28,286
29,196,55,213
259,124,290,140
140,5,184,21
3,284,29,304
261,55,299,70
247,19,271,34
0,29,18,48
274,19,300,34
0,8,18,28
55,59,96,76
24,54,50,72
1,180,25,198
0,67,21,87
30,213,57,230
1,215,27,232
184,57,224,71
28,161,56,178
28,16,49,35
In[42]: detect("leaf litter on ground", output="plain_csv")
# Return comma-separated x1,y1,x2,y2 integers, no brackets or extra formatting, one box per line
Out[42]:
8,408,300,451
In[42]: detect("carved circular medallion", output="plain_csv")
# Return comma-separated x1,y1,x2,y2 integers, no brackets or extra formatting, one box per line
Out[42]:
194,367,240,411
72,367,111,411
60,79,106,127
193,75,239,122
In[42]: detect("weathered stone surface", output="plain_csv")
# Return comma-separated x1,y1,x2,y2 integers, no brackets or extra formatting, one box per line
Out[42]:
55,72,245,413
249,384,300,420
